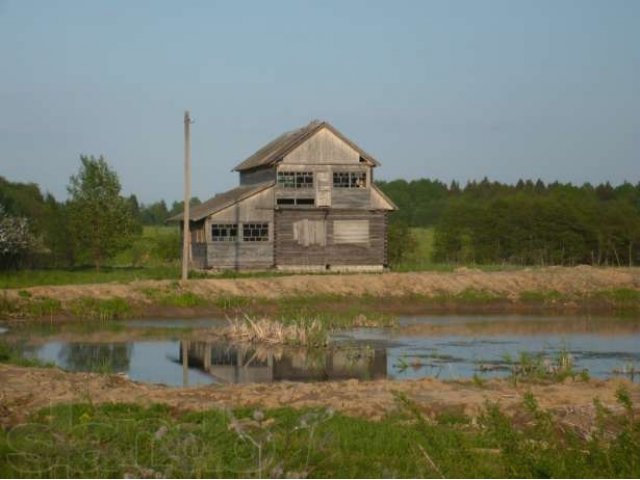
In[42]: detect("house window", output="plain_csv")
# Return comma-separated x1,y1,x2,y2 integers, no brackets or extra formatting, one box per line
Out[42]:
333,171,367,188
277,171,313,188
277,198,315,207
211,223,238,242
243,222,269,242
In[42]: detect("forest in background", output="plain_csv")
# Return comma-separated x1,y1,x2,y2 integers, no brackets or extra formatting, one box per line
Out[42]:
377,178,640,267
2,159,640,271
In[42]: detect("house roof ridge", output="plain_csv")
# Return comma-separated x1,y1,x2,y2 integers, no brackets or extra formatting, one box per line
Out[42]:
232,120,380,172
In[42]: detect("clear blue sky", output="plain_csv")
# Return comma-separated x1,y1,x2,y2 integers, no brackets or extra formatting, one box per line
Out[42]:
1,0,638,204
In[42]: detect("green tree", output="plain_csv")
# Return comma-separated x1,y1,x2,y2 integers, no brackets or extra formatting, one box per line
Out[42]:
387,222,418,266
67,155,137,271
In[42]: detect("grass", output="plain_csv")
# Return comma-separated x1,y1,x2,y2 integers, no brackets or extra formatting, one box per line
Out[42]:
0,265,183,289
500,347,588,384
67,297,135,321
1,390,639,478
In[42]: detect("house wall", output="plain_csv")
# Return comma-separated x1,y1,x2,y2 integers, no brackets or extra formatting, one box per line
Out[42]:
203,186,275,269
283,128,360,165
274,210,387,267
275,129,376,210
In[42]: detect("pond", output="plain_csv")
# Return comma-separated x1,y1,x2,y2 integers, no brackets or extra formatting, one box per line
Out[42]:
2,314,639,386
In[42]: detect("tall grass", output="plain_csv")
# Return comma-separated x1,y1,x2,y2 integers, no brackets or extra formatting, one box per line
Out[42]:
1,391,639,478
224,316,328,347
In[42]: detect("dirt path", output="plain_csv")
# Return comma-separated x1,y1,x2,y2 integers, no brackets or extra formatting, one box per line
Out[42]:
2,364,638,430
4,267,640,305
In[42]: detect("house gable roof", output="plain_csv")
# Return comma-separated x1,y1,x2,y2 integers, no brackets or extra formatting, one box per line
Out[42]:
371,184,398,211
233,120,380,172
168,181,274,222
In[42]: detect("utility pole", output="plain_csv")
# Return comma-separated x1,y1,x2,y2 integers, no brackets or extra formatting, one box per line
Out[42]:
181,110,192,283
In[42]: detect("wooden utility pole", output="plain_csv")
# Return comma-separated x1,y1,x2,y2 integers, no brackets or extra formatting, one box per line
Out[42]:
181,110,192,283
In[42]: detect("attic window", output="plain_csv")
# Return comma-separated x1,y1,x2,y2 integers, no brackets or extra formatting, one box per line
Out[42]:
211,223,237,242
333,171,367,188
243,223,269,242
278,171,313,188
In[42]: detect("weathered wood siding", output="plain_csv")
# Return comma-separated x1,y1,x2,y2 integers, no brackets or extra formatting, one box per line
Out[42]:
275,210,387,266
283,129,360,165
205,243,273,269
204,187,275,269
239,167,276,186
331,188,370,209
192,243,207,269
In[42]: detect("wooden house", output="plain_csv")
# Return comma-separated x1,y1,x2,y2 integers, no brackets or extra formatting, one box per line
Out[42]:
171,120,397,271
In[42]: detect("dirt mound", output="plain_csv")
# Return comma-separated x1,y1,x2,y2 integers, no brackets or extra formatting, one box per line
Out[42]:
1,364,637,430
6,267,640,305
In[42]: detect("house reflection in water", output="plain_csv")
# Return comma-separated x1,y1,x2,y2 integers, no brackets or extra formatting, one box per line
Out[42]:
179,341,387,384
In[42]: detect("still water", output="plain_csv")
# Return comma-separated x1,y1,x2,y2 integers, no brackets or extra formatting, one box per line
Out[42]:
3,314,640,387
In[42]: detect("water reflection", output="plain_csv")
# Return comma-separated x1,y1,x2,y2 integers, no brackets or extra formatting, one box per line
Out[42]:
58,343,133,372
14,314,640,386
179,341,387,384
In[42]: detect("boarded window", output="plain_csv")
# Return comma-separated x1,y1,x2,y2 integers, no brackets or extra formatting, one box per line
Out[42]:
333,220,369,244
243,222,269,242
293,219,327,247
211,223,237,242
277,171,313,188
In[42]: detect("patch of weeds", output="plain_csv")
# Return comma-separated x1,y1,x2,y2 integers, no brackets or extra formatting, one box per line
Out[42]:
141,287,208,308
25,297,62,317
594,288,640,312
225,316,329,347
212,295,253,310
17,290,32,299
68,297,134,321
504,347,582,384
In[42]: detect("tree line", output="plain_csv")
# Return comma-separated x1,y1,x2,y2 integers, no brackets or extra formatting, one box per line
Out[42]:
0,156,198,270
376,178,640,266
2,156,639,270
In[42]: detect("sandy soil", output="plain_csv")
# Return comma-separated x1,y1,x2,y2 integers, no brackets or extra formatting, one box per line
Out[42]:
5,267,640,306
1,364,638,431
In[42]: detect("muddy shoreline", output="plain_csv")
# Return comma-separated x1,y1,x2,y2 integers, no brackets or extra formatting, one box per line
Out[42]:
1,364,638,430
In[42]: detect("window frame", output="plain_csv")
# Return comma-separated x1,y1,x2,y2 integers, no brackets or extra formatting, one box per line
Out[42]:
332,171,367,189
242,222,269,242
277,171,314,189
211,223,238,242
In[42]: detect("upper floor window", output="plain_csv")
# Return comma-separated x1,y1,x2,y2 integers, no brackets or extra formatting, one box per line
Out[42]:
211,223,237,242
277,171,313,188
333,171,367,188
